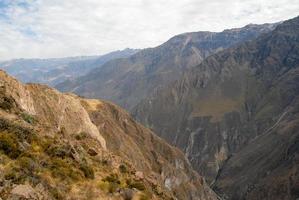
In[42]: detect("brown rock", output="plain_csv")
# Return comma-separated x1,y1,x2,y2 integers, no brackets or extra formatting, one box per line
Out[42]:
135,171,144,180
87,148,98,156
10,184,38,199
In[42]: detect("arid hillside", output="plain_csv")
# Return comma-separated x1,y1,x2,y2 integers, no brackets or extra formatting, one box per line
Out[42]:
0,70,217,200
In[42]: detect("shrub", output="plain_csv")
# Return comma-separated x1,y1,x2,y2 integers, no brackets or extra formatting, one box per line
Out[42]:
4,165,25,184
0,132,21,159
101,159,109,166
98,180,124,194
49,187,64,200
108,182,119,193
21,113,36,124
74,132,88,140
50,158,82,181
119,164,127,173
0,119,35,143
38,136,54,151
102,173,120,184
4,171,17,181
126,179,146,191
18,156,36,171
97,181,110,192
46,143,72,159
138,193,150,200
79,163,95,179
0,96,14,110
102,174,121,193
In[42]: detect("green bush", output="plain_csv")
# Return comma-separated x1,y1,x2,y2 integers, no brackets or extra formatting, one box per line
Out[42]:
139,193,150,200
102,173,120,184
101,159,109,166
126,179,146,191
0,119,35,143
79,163,95,179
108,182,119,193
4,166,25,184
119,164,128,173
101,174,122,194
21,113,36,124
50,158,82,181
17,156,37,174
46,143,71,158
49,187,64,200
0,132,21,159
4,171,17,181
0,96,14,110
37,136,54,151
74,132,88,140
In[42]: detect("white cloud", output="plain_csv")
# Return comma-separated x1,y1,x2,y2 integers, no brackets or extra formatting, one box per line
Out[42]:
0,0,298,60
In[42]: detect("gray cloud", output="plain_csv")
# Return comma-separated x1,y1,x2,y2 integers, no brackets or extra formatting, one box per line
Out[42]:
0,0,298,60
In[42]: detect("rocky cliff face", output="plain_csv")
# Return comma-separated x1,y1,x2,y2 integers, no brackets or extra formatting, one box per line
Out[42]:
133,16,299,199
56,23,277,111
0,70,217,200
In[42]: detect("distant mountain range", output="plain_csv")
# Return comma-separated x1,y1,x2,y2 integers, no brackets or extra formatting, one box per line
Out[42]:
56,23,278,110
0,48,139,86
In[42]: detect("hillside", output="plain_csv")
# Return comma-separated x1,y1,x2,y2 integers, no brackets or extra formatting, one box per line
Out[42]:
133,16,299,199
0,48,139,86
0,70,217,200
56,23,277,111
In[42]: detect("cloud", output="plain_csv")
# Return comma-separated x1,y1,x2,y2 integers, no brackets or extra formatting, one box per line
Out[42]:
0,0,298,60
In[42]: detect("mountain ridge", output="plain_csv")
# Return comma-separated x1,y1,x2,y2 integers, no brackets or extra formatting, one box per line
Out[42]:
133,15,299,199
56,22,278,111
0,48,139,86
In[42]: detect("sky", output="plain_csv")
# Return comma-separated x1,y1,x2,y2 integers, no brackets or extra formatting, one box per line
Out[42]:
0,0,298,60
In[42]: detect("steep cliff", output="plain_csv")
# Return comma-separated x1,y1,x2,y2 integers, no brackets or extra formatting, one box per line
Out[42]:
0,70,217,200
133,16,299,199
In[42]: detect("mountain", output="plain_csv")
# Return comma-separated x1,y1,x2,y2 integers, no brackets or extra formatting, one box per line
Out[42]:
133,16,299,199
0,70,218,200
0,48,139,86
56,23,277,111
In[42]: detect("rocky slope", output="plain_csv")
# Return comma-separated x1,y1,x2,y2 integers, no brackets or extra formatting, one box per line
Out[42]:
133,16,299,199
0,48,139,86
0,70,217,200
56,23,277,111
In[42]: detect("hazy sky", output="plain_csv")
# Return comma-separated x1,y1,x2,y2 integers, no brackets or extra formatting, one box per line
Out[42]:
0,0,298,60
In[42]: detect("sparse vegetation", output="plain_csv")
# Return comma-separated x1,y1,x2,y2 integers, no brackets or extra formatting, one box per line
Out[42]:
0,131,21,159
80,162,95,179
126,179,146,191
119,164,128,173
101,173,122,193
45,143,72,158
0,116,157,200
103,173,120,184
0,96,15,110
21,112,36,124
50,157,82,181
74,131,88,140
138,193,150,200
